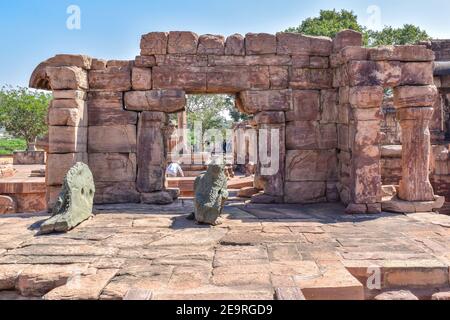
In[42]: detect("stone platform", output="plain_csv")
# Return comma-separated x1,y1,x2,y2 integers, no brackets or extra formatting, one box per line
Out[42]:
0,202,450,300
0,165,46,213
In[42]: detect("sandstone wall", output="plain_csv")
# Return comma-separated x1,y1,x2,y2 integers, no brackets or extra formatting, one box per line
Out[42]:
30,30,438,212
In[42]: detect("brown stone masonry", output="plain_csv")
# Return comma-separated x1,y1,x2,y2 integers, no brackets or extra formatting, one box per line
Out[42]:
29,30,439,212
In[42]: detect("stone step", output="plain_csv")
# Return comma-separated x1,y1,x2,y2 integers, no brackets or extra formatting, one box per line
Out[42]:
344,259,450,293
296,261,364,300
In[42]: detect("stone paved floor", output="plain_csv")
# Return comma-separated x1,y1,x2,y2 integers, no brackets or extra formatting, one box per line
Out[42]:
1,201,450,300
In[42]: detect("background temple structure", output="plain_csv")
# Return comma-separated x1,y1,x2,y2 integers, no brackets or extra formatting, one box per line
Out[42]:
29,30,449,214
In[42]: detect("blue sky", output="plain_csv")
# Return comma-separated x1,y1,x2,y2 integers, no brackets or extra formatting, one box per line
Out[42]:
0,0,449,87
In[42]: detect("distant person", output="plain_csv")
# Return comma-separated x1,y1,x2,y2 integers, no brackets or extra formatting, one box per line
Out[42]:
166,161,185,178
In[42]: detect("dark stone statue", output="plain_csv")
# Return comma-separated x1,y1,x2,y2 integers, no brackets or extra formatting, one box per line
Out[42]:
190,160,229,226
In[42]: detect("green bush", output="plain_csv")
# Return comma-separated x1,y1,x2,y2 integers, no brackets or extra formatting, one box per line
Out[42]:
0,138,27,155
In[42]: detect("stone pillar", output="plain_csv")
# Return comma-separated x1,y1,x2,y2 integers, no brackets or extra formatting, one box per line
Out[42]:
397,107,434,201
347,86,385,214
394,85,438,201
44,63,90,210
137,111,168,193
253,111,286,203
177,111,188,151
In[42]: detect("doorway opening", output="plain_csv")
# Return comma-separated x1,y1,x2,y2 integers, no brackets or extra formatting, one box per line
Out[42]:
165,94,256,198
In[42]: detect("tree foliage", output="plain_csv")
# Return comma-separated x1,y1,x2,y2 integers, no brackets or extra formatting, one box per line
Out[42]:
286,9,366,39
367,24,430,46
285,9,430,47
185,94,247,132
0,86,51,149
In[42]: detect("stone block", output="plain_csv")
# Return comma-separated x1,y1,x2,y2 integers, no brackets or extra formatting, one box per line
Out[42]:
284,182,327,203
351,156,382,204
347,61,401,87
198,34,225,55
208,55,291,67
141,191,174,205
46,54,92,69
400,62,434,86
245,33,277,55
286,150,337,182
286,90,320,121
309,56,329,69
290,68,332,89
239,90,292,114
286,122,337,150
394,85,438,108
350,108,383,121
291,55,310,68
87,91,123,109
88,125,137,153
269,66,289,89
91,58,107,70
134,55,157,68
131,67,152,90
88,67,131,91
207,66,269,92
168,31,198,54
374,291,419,301
254,111,285,124
94,182,140,204
153,66,207,92
369,45,435,62
52,90,86,100
332,29,363,52
155,54,208,67
49,126,87,153
277,33,332,56
124,90,186,113
321,89,339,123
46,66,88,90
88,108,138,126
106,60,133,69
48,107,86,127
47,153,88,186
340,47,370,62
89,153,137,182
13,151,46,165
348,86,384,108
140,32,168,55
225,34,245,55
345,203,368,214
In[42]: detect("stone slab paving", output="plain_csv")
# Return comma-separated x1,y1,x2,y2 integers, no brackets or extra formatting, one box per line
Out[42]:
0,201,450,300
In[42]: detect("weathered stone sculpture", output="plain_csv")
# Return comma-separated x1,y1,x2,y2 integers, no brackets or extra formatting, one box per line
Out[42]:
40,162,95,234
192,160,229,226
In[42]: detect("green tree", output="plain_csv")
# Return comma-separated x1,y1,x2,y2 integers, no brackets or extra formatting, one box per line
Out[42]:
367,24,430,46
186,94,237,132
285,9,430,47
286,9,368,44
0,86,51,151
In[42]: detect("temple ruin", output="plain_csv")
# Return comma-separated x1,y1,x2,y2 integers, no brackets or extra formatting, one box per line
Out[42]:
29,30,447,214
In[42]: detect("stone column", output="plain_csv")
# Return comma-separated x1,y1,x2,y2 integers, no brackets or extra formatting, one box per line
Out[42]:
177,111,188,153
137,111,168,193
253,111,286,203
347,86,385,214
394,85,438,201
397,107,435,201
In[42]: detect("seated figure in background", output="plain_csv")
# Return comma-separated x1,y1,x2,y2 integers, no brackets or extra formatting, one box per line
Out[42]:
166,161,185,178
